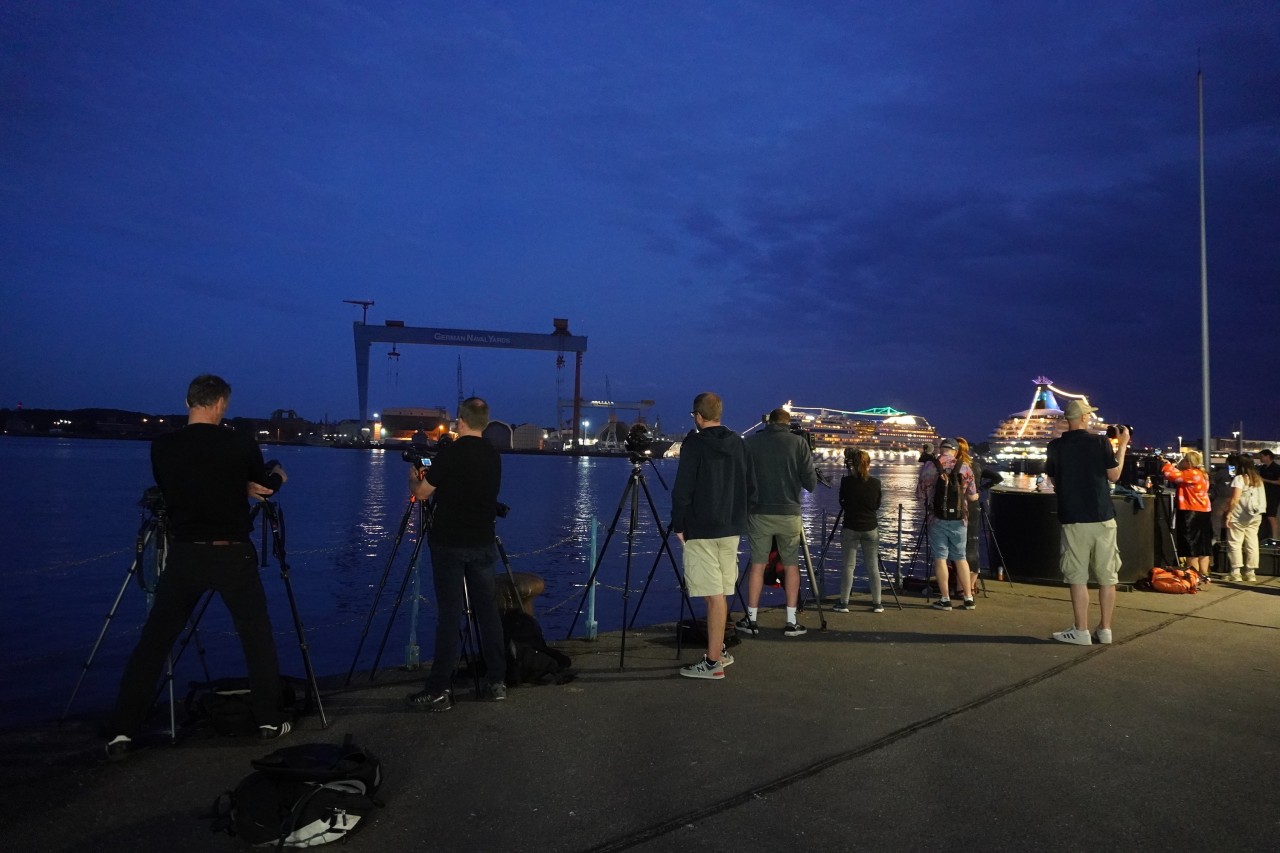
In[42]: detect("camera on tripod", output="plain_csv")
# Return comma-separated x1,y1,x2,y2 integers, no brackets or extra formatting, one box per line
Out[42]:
624,423,655,462
401,435,452,469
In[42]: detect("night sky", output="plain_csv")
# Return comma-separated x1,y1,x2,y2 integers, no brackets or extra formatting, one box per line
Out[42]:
4,2,1277,446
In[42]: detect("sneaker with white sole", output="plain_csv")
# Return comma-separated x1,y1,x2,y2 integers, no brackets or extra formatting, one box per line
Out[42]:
870,604,885,613
1244,570,1258,582
734,617,760,636
832,603,850,613
680,656,725,679
1229,570,1243,582
257,721,292,740
931,599,953,611
720,645,734,667
104,735,132,762
1093,628,1113,645
1052,627,1092,646
783,622,808,637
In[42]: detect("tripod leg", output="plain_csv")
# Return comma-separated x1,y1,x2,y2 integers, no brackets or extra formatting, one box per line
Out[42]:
346,497,417,685
458,577,483,697
629,473,697,660
264,504,329,728
369,506,430,679
878,559,904,609
798,527,827,631
982,504,1015,587
60,528,153,724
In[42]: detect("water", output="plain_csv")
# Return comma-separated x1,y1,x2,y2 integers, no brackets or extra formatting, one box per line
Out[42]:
0,436,927,730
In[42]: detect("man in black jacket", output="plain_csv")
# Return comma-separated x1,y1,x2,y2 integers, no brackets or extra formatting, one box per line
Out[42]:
670,392,751,679
405,397,507,710
105,374,289,760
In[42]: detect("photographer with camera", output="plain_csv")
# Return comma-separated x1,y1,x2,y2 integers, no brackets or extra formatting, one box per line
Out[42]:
1044,400,1128,645
405,397,507,711
736,408,818,637
104,375,290,760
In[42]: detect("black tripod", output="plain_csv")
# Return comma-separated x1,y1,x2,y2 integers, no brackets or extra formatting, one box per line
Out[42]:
732,525,829,631
346,496,520,693
59,489,210,735
811,508,903,610
566,454,696,669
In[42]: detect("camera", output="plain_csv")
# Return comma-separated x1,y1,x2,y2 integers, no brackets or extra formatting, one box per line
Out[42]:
401,449,434,469
139,486,166,514
1106,424,1133,440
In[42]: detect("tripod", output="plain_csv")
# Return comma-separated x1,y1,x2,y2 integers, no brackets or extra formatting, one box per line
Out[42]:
566,455,696,669
59,490,210,736
733,524,829,631
347,495,521,692
811,508,903,610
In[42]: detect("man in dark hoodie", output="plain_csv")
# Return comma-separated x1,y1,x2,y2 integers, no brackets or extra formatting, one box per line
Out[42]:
671,392,752,679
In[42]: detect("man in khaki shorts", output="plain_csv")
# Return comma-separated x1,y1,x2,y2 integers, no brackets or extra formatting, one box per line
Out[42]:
1044,400,1129,645
670,392,752,679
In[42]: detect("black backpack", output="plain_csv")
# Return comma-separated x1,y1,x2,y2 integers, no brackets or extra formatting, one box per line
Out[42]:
931,460,969,522
211,734,383,848
502,611,575,685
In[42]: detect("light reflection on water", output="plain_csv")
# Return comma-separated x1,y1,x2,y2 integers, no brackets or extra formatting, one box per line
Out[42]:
0,438,936,728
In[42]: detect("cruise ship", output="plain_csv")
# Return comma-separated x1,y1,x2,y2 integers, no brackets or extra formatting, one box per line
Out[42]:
785,404,939,459
989,377,1110,471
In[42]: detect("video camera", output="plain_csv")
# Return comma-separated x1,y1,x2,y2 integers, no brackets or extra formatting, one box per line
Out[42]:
401,434,453,469
624,423,655,462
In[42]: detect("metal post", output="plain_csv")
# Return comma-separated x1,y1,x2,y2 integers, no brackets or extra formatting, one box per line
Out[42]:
586,516,599,639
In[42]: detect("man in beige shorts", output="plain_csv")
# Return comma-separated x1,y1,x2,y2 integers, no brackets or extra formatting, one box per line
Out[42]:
670,392,752,679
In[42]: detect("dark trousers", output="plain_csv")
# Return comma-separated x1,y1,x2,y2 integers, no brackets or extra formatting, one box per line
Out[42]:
424,542,507,693
108,541,283,735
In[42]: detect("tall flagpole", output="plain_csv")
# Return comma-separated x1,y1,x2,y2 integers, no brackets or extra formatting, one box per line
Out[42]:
1198,66,1211,460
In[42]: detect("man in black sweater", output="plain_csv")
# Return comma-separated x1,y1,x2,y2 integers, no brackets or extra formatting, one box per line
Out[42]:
105,375,289,760
670,392,751,679
405,397,507,710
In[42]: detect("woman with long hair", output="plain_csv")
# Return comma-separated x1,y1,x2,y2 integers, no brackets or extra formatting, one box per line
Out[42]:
1161,450,1213,579
837,448,883,612
1226,454,1266,582
955,437,1001,587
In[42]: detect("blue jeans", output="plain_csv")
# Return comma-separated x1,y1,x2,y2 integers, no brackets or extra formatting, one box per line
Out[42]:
425,543,507,693
840,527,882,606
109,541,283,735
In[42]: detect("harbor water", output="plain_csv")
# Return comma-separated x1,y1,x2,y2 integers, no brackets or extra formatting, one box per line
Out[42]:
0,436,929,730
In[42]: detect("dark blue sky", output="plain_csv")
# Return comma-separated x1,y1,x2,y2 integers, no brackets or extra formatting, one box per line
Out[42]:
4,2,1278,445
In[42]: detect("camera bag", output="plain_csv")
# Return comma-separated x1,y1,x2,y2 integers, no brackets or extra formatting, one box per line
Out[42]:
210,734,383,848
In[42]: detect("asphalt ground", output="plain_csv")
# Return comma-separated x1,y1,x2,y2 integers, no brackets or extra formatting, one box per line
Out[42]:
3,573,1278,852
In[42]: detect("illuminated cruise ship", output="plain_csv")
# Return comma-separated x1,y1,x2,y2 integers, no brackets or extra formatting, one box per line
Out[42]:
989,377,1109,470
785,404,939,458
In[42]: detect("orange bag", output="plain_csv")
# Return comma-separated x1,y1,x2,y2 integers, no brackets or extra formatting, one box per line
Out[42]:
1148,567,1200,594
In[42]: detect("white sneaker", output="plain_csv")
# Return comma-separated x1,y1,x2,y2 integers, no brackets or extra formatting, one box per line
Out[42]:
1229,570,1243,582
1052,627,1092,646
720,645,735,667
1093,628,1113,645
1244,571,1258,582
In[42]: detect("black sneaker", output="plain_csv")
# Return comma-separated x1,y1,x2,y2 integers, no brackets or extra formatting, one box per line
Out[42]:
257,721,292,740
484,682,507,701
406,689,453,712
931,599,953,611
832,603,850,613
870,603,885,613
783,622,808,637
734,616,760,636
104,735,132,762
962,598,976,610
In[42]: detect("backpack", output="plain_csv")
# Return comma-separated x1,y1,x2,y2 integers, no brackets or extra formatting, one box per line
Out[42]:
1240,483,1266,520
931,460,968,522
184,676,311,737
211,735,383,848
503,611,575,685
1145,567,1203,594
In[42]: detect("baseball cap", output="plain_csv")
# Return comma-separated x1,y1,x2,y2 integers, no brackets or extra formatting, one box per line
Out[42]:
1063,400,1097,420
939,438,957,451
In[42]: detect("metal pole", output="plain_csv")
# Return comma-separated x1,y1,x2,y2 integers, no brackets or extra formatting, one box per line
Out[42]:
586,517,599,639
1198,67,1211,462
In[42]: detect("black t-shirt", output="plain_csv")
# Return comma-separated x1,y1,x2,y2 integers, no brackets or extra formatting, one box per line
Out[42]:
1045,429,1118,524
151,423,272,541
1258,461,1280,513
839,474,882,532
424,434,502,547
